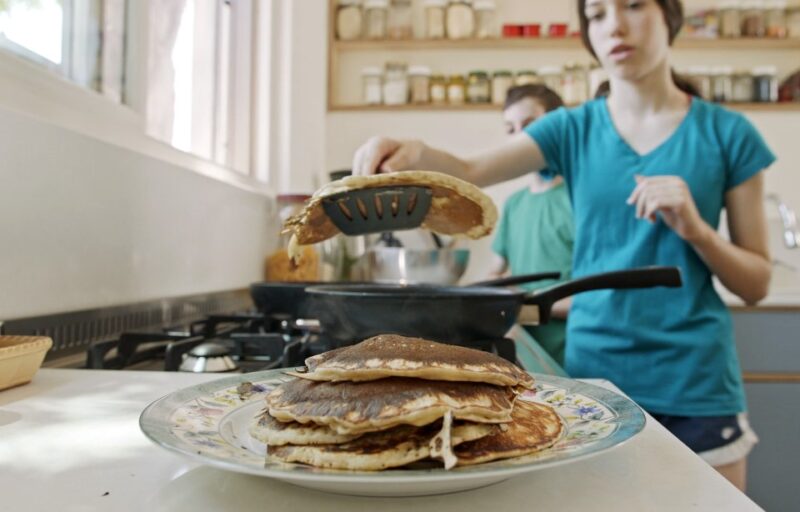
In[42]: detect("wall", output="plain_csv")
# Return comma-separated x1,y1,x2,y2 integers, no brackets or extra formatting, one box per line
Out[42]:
0,107,276,318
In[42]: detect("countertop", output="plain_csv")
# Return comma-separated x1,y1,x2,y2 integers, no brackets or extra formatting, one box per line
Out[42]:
0,369,763,511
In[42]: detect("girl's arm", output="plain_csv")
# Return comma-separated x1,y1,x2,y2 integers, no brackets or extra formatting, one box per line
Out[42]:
629,172,771,304
352,132,547,187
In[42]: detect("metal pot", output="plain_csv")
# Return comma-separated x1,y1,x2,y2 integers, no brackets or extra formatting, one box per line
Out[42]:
363,247,470,285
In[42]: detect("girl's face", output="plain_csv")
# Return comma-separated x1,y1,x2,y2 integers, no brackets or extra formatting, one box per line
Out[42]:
584,0,671,82
503,98,547,135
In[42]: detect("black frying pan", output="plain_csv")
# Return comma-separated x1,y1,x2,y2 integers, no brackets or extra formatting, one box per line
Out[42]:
305,267,682,344
249,272,560,319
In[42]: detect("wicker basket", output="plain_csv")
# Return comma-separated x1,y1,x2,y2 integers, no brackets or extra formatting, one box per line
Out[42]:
0,336,53,391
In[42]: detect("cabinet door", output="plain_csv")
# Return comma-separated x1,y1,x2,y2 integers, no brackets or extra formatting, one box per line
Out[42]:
733,312,800,373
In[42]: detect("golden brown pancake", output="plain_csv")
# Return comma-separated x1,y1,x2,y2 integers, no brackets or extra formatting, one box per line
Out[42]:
455,400,564,465
282,171,498,253
293,335,534,389
267,413,497,471
267,376,518,435
249,409,362,446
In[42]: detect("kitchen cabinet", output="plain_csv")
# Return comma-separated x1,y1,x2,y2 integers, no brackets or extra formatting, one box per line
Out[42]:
733,309,800,512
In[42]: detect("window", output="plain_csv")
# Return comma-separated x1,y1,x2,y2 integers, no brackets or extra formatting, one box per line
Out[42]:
0,0,126,102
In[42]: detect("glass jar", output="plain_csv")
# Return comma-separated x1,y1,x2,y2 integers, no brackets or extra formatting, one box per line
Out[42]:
383,62,409,105
336,0,363,41
447,0,475,40
741,0,766,37
424,0,447,39
491,70,514,105
789,6,800,37
687,65,713,100
430,74,448,104
388,0,413,40
562,64,588,105
765,0,788,37
731,70,754,102
473,0,496,39
409,66,432,104
711,66,734,102
362,66,384,104
364,0,389,39
718,0,742,38
447,74,466,104
515,70,539,86
539,66,564,97
753,66,778,102
266,195,320,282
467,71,490,103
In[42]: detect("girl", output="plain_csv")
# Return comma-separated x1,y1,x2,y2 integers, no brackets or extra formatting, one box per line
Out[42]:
351,0,774,491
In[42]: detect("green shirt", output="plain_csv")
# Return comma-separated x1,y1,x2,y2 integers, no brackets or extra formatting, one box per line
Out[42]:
491,183,574,365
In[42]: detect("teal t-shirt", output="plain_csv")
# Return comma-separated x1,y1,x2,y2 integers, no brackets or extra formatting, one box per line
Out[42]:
525,97,776,416
492,183,574,365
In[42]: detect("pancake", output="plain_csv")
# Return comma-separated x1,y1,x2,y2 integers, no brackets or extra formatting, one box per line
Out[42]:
292,335,534,389
268,412,497,471
283,171,498,257
454,400,565,466
267,376,518,435
249,409,362,446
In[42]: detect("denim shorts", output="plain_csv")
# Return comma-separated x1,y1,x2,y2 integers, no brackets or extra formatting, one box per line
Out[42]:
649,412,759,466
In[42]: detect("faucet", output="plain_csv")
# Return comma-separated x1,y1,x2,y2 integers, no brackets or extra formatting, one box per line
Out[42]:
765,193,799,249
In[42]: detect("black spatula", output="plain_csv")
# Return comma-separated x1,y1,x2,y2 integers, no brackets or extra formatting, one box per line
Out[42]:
321,186,433,236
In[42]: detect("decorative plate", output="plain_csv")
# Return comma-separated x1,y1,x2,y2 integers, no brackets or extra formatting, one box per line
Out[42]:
140,371,645,497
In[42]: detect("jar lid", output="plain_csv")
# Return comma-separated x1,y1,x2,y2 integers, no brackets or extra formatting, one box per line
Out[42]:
364,0,389,7
423,0,447,5
493,70,513,76
516,69,537,75
408,65,432,76
752,65,778,75
732,69,752,77
469,70,489,76
450,74,465,80
538,66,563,75
431,74,446,80
362,66,383,76
473,0,496,10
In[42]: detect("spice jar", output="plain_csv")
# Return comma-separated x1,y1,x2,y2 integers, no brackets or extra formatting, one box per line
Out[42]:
711,66,734,102
491,70,514,105
539,66,564,97
741,0,766,37
266,195,320,282
687,65,713,100
515,70,539,86
388,0,413,40
409,66,432,104
473,0,496,39
336,0,363,41
731,70,754,102
364,0,389,39
424,0,447,39
765,0,787,37
430,74,448,104
719,0,742,38
383,62,409,105
447,74,466,104
753,66,778,102
362,66,383,104
562,64,588,105
789,6,800,36
467,71,491,103
447,0,475,40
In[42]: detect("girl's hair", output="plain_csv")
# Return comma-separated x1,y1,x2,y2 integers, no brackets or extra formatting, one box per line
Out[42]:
504,84,565,111
578,0,701,98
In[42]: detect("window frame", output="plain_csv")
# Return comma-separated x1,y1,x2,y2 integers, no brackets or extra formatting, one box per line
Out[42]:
0,0,273,196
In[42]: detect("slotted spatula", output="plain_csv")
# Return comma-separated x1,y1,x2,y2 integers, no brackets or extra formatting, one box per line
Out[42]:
321,186,433,236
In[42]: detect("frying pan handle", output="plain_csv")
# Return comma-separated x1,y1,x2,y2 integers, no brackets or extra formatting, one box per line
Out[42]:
469,272,561,288
523,266,683,324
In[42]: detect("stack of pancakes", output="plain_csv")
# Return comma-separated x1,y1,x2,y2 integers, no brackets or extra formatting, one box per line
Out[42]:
250,335,564,471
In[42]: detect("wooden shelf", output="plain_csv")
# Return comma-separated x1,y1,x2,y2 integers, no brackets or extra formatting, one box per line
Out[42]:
334,37,800,52
329,102,800,113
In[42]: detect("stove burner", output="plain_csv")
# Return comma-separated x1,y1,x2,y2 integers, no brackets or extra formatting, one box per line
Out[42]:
179,342,238,373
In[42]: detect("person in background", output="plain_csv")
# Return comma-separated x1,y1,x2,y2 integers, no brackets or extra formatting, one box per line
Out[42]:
490,85,574,366
350,0,774,491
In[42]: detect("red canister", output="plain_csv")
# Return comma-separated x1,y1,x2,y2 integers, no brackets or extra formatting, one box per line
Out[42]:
503,24,523,37
548,23,568,37
522,23,541,37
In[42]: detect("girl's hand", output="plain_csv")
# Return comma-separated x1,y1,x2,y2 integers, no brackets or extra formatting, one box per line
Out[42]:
352,137,424,176
626,175,711,244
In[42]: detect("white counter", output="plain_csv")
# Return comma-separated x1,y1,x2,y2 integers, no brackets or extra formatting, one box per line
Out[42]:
0,369,763,512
